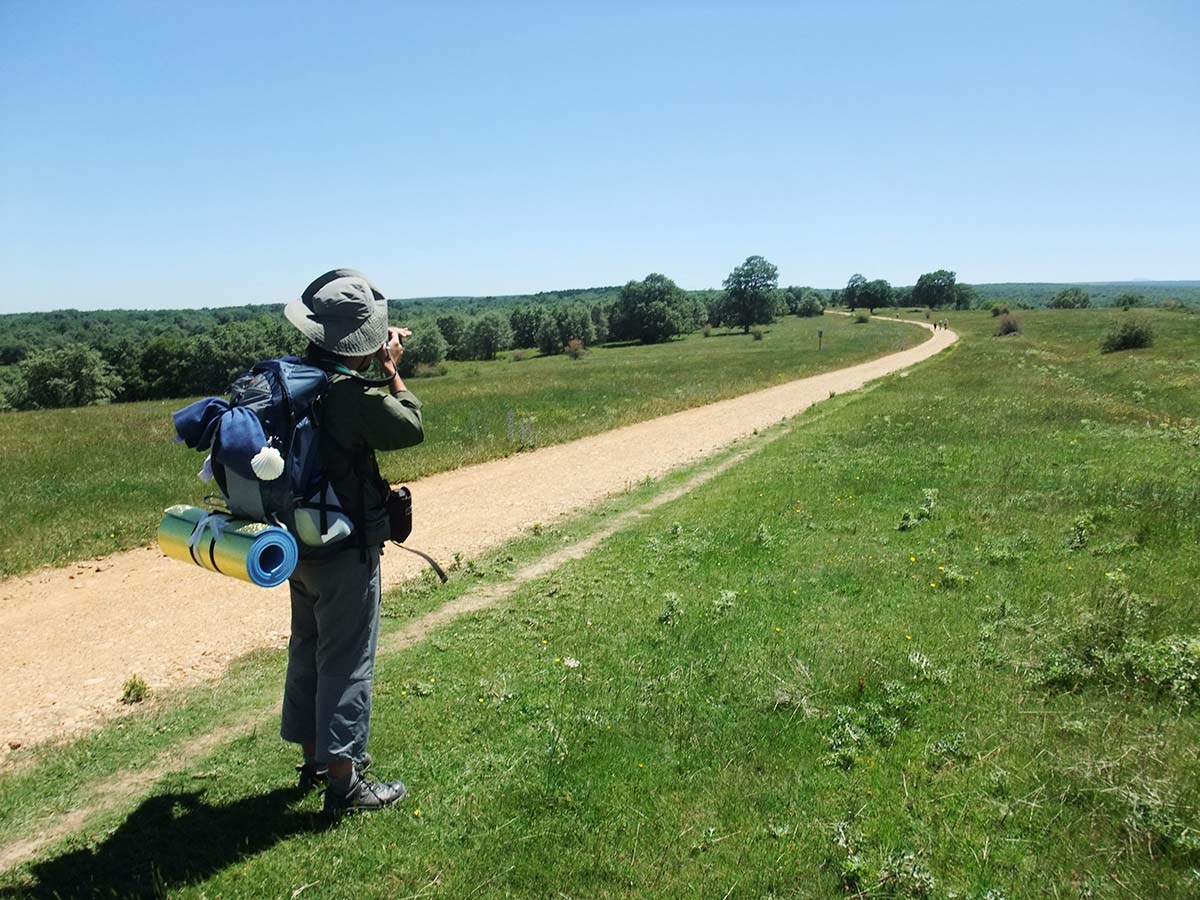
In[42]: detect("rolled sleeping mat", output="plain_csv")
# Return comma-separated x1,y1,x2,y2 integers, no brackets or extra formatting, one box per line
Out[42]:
158,504,299,588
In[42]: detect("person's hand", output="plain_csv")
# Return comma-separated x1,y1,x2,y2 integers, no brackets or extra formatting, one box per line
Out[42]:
376,327,412,372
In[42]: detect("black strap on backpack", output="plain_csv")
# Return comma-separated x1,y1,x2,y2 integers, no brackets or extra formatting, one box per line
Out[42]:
391,542,447,582
313,358,396,389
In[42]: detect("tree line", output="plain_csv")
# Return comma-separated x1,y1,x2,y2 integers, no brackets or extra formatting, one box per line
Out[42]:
833,269,979,311
7,260,1190,412
0,255,831,411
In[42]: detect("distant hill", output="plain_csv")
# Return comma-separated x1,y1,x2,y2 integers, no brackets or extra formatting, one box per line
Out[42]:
399,285,623,317
966,280,1200,308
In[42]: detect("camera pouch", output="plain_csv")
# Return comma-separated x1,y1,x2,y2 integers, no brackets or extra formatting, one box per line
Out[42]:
385,486,413,544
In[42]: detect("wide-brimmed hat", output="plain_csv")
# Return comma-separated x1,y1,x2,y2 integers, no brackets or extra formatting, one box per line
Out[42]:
285,269,390,356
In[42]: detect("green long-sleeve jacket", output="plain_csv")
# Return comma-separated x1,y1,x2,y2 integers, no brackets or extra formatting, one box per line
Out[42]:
315,371,424,555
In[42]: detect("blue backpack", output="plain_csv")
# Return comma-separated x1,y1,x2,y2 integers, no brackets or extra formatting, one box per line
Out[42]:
209,357,353,551
176,355,441,574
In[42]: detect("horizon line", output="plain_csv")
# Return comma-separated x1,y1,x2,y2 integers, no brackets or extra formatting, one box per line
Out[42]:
4,278,1199,317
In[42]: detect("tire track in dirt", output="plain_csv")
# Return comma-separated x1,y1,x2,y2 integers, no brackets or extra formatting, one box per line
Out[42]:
0,318,955,754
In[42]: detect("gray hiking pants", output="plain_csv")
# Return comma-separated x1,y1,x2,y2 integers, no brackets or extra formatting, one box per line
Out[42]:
280,545,382,764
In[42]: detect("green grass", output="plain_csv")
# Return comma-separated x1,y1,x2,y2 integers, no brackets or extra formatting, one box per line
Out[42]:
0,444,755,851
3,309,1198,897
0,314,917,578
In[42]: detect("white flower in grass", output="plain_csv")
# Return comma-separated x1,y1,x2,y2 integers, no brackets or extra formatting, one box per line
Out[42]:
563,657,580,669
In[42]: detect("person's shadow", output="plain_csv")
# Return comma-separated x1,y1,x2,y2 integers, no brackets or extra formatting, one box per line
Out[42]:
4,784,324,898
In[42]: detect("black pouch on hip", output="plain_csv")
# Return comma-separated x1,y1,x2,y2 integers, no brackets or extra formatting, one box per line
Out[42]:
383,486,447,583
385,486,413,544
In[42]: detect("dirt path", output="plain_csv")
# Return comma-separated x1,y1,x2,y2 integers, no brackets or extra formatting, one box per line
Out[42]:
0,438,775,872
0,317,955,755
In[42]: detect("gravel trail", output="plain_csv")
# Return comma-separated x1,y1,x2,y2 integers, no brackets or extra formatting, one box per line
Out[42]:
0,317,954,754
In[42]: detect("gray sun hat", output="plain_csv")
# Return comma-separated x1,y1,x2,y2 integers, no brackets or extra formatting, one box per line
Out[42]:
285,269,390,356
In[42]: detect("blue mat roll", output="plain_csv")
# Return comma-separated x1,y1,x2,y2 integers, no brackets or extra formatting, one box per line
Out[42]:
158,505,299,588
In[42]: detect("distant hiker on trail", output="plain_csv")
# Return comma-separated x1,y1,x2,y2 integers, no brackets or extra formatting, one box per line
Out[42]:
281,268,424,817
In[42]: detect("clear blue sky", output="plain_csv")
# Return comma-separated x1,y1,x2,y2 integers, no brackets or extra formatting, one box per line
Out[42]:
1,1,1196,312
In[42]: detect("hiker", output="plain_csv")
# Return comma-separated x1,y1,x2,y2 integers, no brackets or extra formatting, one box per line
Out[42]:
280,269,424,817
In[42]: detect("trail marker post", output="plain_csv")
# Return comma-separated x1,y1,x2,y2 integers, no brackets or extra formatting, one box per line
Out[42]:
818,329,823,351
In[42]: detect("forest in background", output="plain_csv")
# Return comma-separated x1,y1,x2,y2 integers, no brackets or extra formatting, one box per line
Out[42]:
1,274,1195,412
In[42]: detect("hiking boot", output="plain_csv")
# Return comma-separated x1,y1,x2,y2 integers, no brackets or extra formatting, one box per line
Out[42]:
323,774,407,819
297,761,325,791
296,752,373,791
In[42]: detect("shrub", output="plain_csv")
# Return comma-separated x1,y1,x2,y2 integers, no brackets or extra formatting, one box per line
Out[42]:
565,338,586,359
535,318,563,355
1,375,25,411
1101,319,1154,353
658,593,682,626
412,362,448,378
701,323,712,338
590,303,611,343
397,321,448,377
121,674,149,704
796,294,825,317
14,343,123,410
879,852,936,897
435,313,469,359
1047,287,1091,309
853,311,870,324
1111,292,1146,309
1038,634,1199,707
461,312,513,360
609,273,692,344
750,326,765,341
0,343,26,365
786,287,825,317
558,303,598,347
990,305,1010,317
995,314,1021,336
510,350,528,362
509,306,549,349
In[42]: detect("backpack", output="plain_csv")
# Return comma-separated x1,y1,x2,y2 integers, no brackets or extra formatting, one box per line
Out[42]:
176,355,442,577
210,357,354,552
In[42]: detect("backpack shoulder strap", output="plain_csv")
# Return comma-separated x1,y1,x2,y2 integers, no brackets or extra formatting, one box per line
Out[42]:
311,358,395,388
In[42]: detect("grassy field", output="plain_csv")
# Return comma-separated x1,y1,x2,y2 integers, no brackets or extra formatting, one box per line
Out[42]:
0,315,918,579
1,308,1196,897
